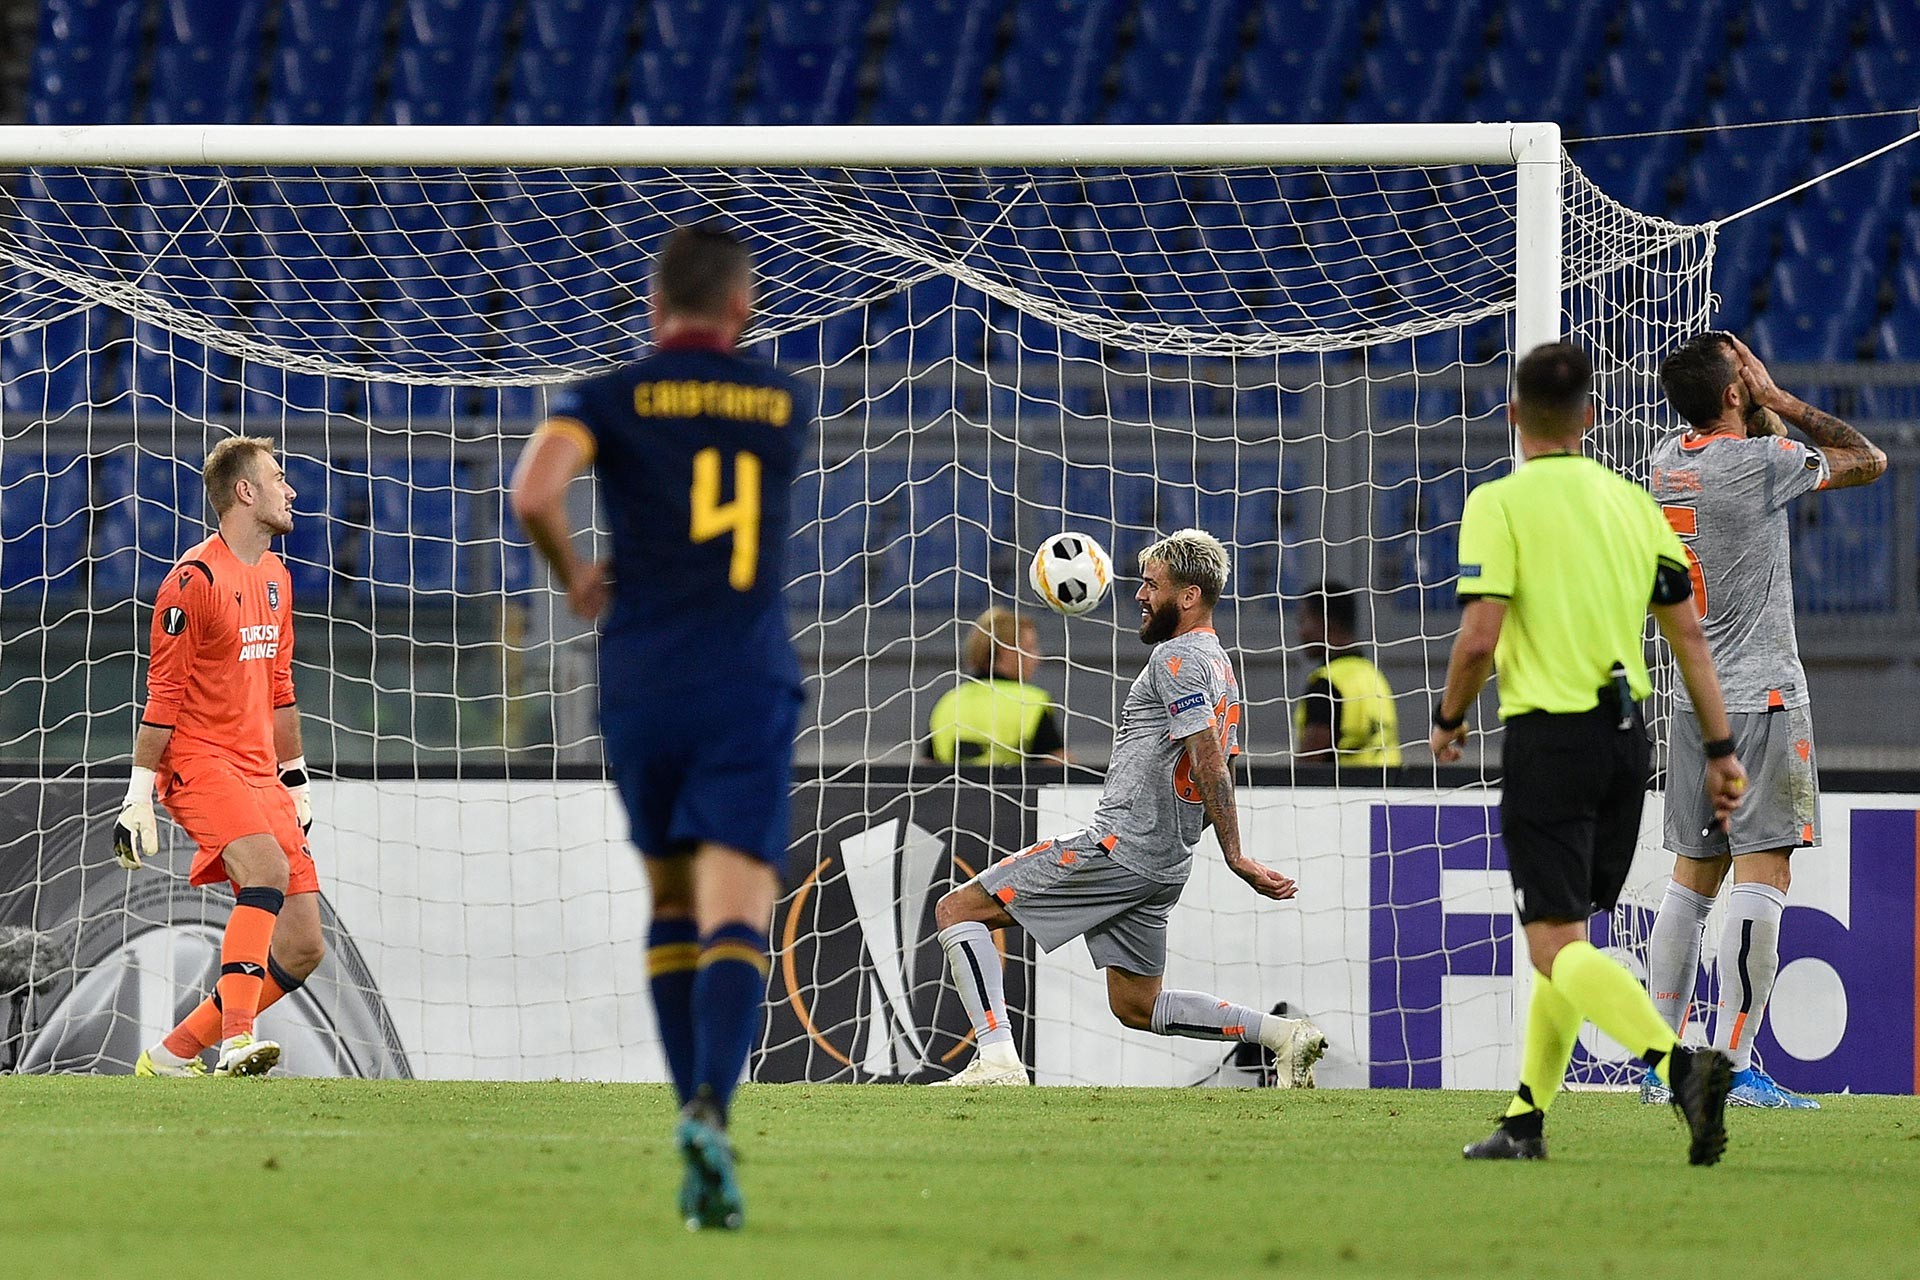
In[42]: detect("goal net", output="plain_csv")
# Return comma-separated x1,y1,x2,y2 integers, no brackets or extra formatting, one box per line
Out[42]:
0,126,1712,1086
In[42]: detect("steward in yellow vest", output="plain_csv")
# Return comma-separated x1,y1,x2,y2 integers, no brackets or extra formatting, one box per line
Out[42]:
1293,581,1400,766
926,608,1066,765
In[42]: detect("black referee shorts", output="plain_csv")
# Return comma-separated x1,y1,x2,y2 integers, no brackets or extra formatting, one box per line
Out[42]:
1500,705,1650,925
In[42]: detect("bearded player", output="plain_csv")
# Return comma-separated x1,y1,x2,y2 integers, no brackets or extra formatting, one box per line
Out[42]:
932,529,1327,1087
1643,333,1886,1108
116,436,327,1079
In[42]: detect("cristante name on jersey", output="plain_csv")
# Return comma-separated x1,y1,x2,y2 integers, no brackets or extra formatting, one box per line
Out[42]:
633,380,793,427
237,623,280,661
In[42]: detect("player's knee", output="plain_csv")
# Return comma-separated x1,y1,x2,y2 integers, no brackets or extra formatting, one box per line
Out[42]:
1108,990,1155,1031
934,885,988,930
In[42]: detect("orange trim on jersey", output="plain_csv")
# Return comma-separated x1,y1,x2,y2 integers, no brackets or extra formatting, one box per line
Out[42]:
1662,505,1698,536
1678,430,1740,452
536,416,597,465
1058,848,1078,866
1099,834,1118,852
1795,739,1811,762
1767,689,1786,710
1166,656,1183,677
1801,823,1815,845
1222,1024,1245,1038
1727,1011,1749,1052
994,885,1017,904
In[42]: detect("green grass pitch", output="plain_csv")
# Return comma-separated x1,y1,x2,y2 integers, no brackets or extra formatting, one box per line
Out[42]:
2,1079,1915,1279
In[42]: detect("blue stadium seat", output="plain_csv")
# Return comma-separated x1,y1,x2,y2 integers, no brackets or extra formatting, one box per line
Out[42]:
0,448,89,593
130,316,240,420
1793,483,1895,614
1840,46,1919,111
387,42,500,126
991,0,1125,124
1,309,108,423
1229,0,1360,123
628,42,745,124
647,0,748,48
1110,0,1238,124
1593,44,1709,136
29,41,136,124
366,454,476,600
1382,0,1486,55
744,44,860,125
869,0,1001,125
1746,305,1850,364
90,452,209,601
1474,44,1578,124
269,41,380,125
1577,135,1682,215
525,0,632,50
242,301,359,417
147,0,267,124
1355,42,1464,124
401,0,512,48
1623,0,1728,50
282,0,386,47
1744,0,1851,66
40,0,140,46
1499,0,1605,63
1866,0,1920,43
278,452,348,602
1718,42,1818,128
764,0,871,46
507,41,621,125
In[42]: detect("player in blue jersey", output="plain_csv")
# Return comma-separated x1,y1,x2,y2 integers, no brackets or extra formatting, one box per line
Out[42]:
510,224,809,1232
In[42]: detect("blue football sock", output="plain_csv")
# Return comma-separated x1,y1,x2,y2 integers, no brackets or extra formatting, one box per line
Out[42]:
693,922,771,1122
647,916,701,1106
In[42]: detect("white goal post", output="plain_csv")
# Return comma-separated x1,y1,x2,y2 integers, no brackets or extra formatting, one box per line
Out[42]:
0,122,1722,1088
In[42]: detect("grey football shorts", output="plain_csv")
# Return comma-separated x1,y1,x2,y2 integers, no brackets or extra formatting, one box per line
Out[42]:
972,837,1184,976
1666,704,1820,858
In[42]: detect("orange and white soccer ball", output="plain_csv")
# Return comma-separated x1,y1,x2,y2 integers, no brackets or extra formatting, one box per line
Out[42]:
1029,532,1112,617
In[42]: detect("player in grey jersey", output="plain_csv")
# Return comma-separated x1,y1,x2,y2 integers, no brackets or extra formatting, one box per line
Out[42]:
1643,332,1886,1109
928,528,1327,1087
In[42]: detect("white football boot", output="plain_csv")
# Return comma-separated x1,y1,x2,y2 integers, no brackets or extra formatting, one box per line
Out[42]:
212,1033,281,1078
1260,1016,1328,1088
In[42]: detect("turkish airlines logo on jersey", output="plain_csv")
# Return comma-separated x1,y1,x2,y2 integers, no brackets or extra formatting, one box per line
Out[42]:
267,581,280,611
237,624,280,662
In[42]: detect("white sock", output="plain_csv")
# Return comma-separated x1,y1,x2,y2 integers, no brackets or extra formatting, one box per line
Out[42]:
1715,881,1787,1072
938,921,1017,1057
1645,879,1715,1035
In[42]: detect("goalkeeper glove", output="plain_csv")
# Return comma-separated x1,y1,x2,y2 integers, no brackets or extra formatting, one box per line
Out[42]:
114,767,158,870
280,755,312,834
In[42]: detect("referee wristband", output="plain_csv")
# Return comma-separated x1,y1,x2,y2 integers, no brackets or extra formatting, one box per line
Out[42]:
1703,736,1737,759
1432,704,1465,732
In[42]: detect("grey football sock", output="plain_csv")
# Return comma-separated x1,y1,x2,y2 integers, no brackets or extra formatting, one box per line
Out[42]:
1149,989,1264,1043
1646,879,1714,1035
938,922,1014,1050
1715,881,1786,1072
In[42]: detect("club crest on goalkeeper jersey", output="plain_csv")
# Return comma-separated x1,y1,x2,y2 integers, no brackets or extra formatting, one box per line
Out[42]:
540,333,811,688
143,533,297,785
1063,628,1242,886
1648,431,1828,712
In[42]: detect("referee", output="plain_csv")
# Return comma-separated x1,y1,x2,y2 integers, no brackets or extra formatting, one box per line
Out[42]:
1429,341,1748,1165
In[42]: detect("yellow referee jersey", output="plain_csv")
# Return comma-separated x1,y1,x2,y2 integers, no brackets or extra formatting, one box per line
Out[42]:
1456,453,1689,718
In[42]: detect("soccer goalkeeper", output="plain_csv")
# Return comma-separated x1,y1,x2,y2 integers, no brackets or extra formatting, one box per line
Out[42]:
931,529,1327,1088
116,437,327,1079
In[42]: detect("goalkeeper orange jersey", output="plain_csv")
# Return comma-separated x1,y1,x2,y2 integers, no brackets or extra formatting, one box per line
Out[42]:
142,533,296,786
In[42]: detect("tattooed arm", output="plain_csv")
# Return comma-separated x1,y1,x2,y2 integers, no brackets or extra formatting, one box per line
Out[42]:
1732,335,1888,489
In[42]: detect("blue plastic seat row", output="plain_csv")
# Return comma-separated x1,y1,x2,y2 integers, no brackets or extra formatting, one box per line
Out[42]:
0,447,520,599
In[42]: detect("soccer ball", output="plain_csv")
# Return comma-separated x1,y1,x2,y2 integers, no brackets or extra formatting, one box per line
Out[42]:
1029,532,1112,617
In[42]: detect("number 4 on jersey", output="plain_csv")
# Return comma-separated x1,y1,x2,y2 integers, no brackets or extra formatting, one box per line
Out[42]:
690,447,762,591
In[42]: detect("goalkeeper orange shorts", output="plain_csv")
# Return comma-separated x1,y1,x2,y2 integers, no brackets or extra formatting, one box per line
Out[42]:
162,758,319,895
